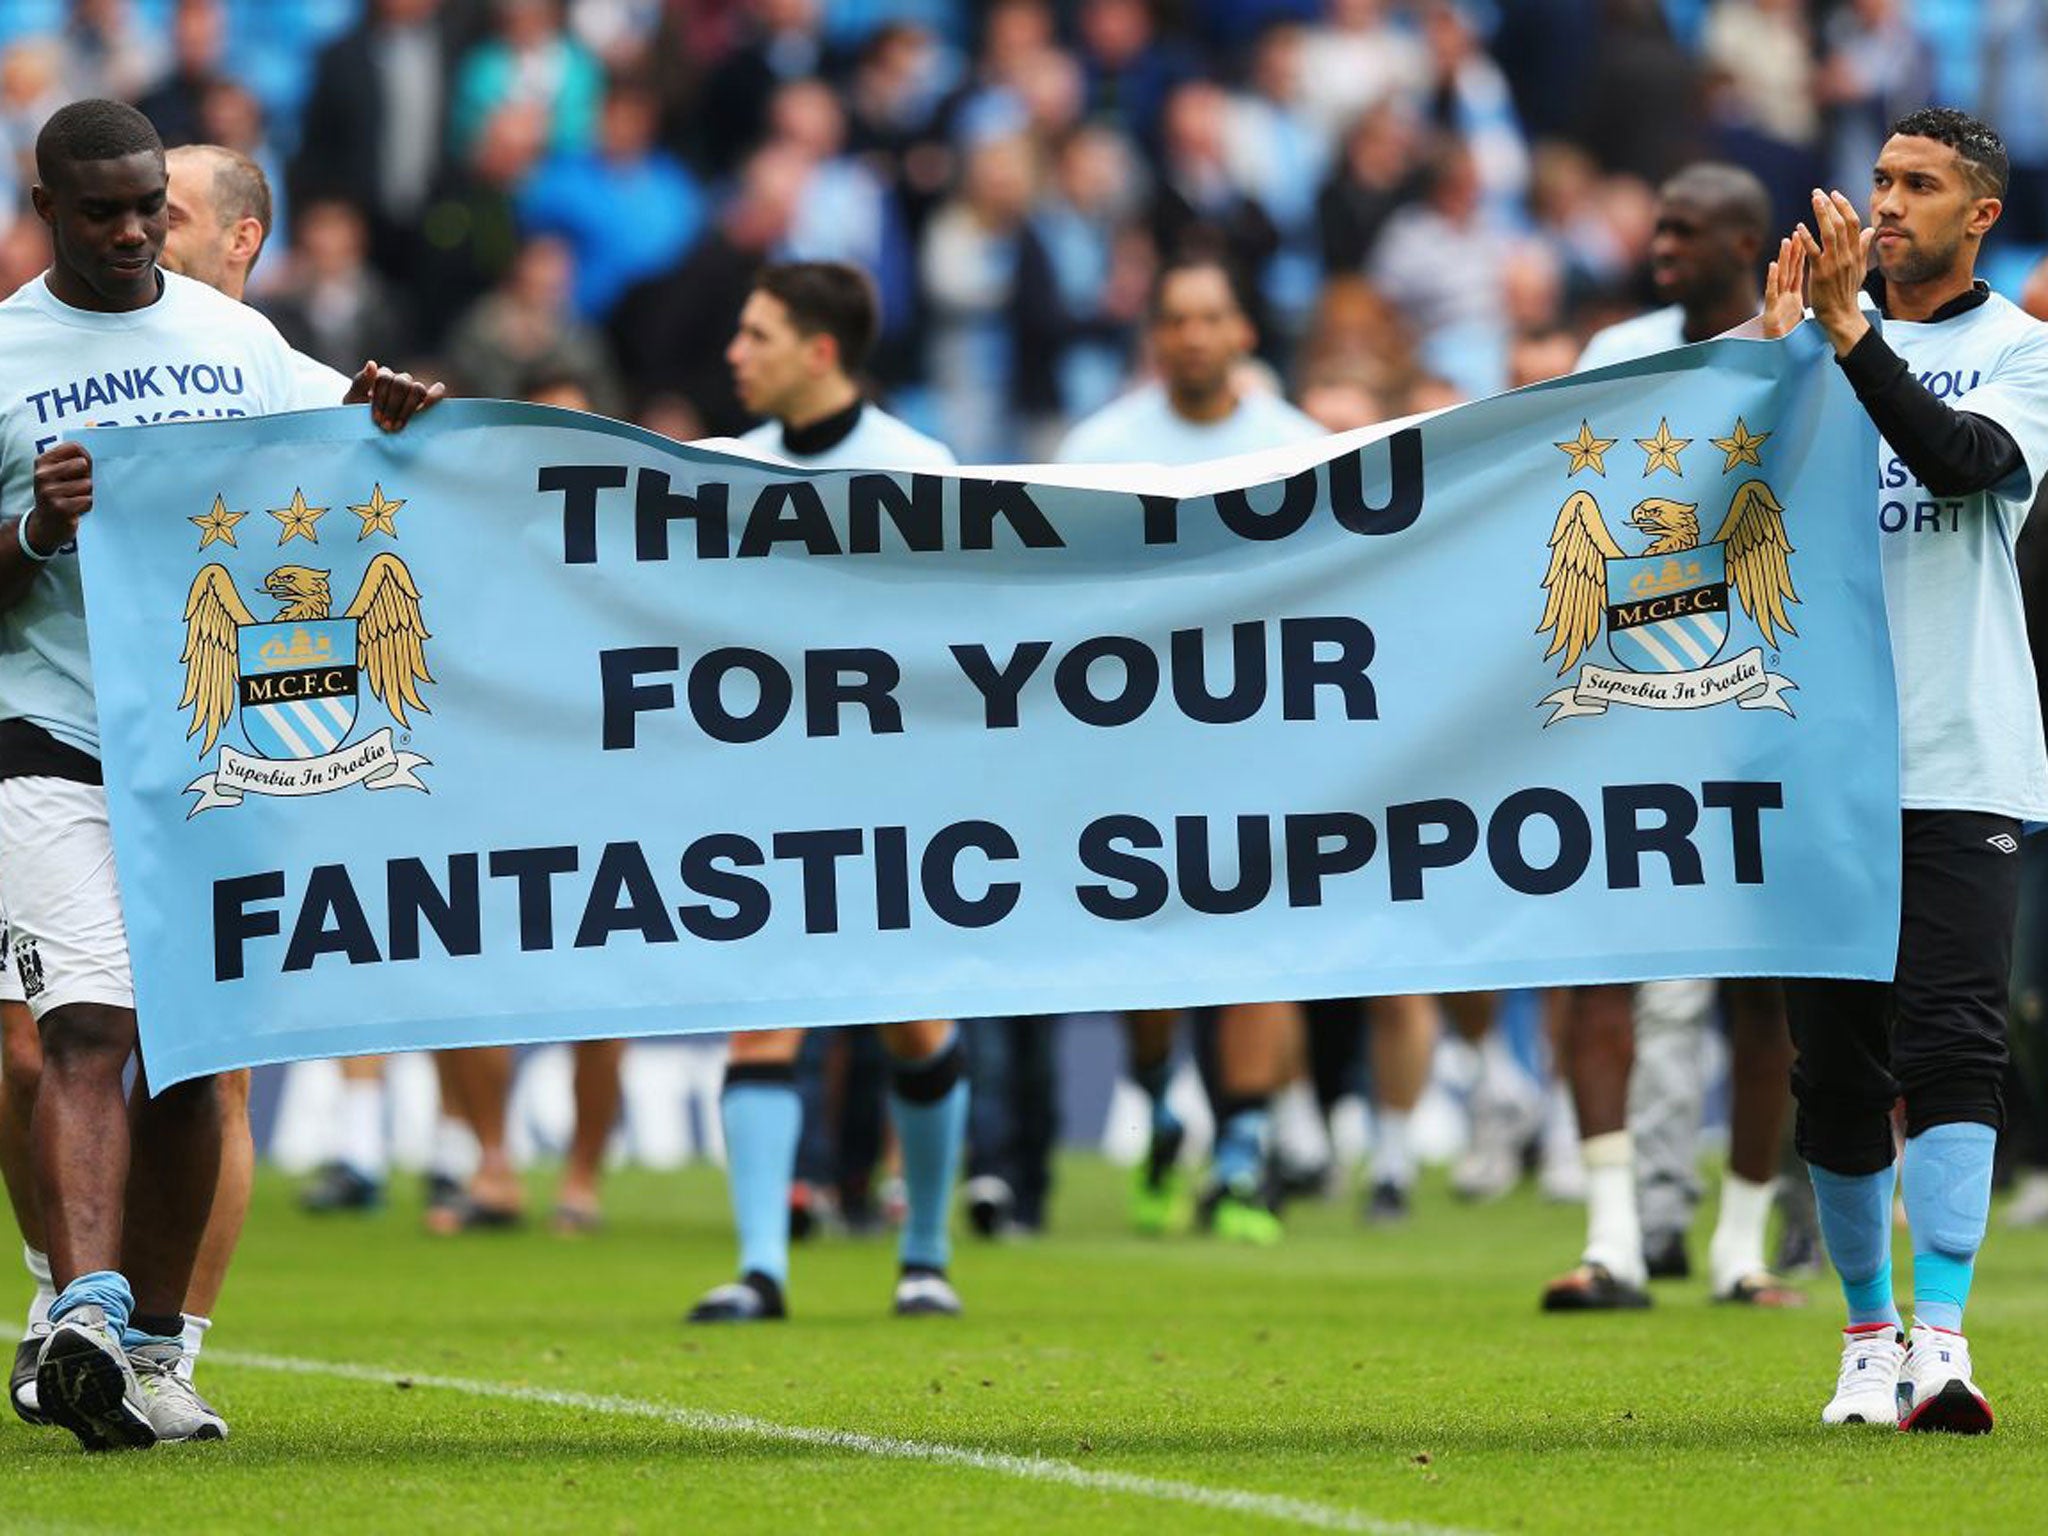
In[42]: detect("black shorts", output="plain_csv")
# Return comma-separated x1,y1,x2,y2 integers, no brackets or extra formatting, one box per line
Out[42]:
1784,810,2023,1175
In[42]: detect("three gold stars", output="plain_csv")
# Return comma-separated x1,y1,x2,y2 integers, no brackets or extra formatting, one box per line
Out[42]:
1560,418,1770,480
1636,418,1691,476
269,488,329,546
349,483,406,540
189,494,247,550
1711,417,1771,471
1554,420,1617,477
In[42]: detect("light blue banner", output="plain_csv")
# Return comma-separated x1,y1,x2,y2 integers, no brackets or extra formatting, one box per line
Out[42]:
78,328,1895,1086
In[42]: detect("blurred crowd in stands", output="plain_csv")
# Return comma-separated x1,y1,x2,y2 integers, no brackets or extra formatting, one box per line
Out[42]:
0,0,2035,463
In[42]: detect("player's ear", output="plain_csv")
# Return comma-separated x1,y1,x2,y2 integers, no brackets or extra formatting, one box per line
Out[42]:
231,216,263,267
1969,194,2003,240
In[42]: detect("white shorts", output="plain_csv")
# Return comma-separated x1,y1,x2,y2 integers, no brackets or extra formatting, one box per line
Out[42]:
0,778,134,1020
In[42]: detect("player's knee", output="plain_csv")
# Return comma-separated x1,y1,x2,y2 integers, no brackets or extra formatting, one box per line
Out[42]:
880,1017,955,1063
35,1004,136,1075
887,1022,963,1103
728,1029,802,1068
217,1067,252,1121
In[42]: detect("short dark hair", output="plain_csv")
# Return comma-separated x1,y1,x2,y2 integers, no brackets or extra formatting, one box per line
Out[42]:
753,261,879,374
35,99,163,188
1888,107,2009,199
1660,162,1771,239
1148,249,1248,320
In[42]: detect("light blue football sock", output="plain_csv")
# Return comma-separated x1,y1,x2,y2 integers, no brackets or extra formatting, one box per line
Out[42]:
1213,1105,1269,1193
1132,1056,1181,1138
1808,1162,1900,1328
49,1270,133,1336
721,1078,801,1288
1902,1122,1996,1333
890,1028,968,1273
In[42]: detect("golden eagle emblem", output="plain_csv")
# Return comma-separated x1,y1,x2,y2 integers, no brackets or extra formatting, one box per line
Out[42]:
180,552,433,758
1537,479,1798,677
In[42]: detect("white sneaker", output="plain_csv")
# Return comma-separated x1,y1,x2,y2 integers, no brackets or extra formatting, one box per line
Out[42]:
1898,1323,1994,1434
128,1341,228,1442
1821,1324,1904,1426
1452,1082,1541,1201
1535,1085,1587,1204
892,1267,962,1317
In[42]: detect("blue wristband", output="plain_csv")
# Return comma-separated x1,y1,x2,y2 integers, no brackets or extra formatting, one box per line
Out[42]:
15,517,55,564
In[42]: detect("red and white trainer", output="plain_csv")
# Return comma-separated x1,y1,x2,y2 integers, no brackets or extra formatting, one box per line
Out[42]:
1897,1323,1993,1435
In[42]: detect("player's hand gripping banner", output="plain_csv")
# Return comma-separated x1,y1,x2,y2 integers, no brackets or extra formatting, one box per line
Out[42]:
78,327,1894,1084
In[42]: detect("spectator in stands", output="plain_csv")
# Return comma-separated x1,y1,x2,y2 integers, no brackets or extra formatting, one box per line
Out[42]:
450,0,602,159
1818,0,1934,199
694,0,830,176
1151,80,1279,351
922,132,1038,461
135,0,225,148
769,77,914,375
1976,2,2048,245
1317,101,1420,276
1419,0,1529,218
517,69,702,321
1298,0,1429,142
259,198,416,376
1371,135,1510,396
445,233,621,410
294,0,468,279
57,0,165,104
1013,123,1152,454
0,40,64,198
943,0,1059,151
1075,0,1199,157
610,142,810,435
413,99,548,346
1224,21,1328,339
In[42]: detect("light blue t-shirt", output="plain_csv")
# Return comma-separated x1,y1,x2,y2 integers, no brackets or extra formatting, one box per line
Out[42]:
738,403,957,471
1054,383,1325,466
1575,305,1687,371
1875,292,2048,819
0,269,304,758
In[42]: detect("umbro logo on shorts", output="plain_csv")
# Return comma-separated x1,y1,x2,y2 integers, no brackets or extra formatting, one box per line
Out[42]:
1987,834,2020,854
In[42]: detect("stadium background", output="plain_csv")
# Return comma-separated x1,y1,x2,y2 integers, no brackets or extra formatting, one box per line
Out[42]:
0,0,2039,1173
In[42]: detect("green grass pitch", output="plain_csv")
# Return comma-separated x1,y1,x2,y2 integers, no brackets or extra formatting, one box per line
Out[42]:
1,1158,2041,1534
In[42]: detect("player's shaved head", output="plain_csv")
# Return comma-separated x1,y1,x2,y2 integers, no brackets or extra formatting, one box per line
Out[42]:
35,98,162,190
1659,163,1771,240
171,144,273,240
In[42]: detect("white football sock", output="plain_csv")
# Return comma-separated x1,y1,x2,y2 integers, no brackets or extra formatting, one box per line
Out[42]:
1580,1131,1645,1285
1709,1172,1776,1293
430,1114,475,1181
23,1244,53,1335
1373,1107,1415,1190
177,1314,211,1382
340,1080,388,1179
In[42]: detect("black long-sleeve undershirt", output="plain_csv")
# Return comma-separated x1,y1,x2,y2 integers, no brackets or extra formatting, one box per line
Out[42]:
1836,326,2023,499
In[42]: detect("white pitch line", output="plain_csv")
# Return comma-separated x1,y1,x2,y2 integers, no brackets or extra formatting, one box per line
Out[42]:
213,1350,1480,1536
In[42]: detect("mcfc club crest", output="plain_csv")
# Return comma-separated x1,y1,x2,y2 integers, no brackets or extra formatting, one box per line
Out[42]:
177,483,433,813
1535,416,1800,724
